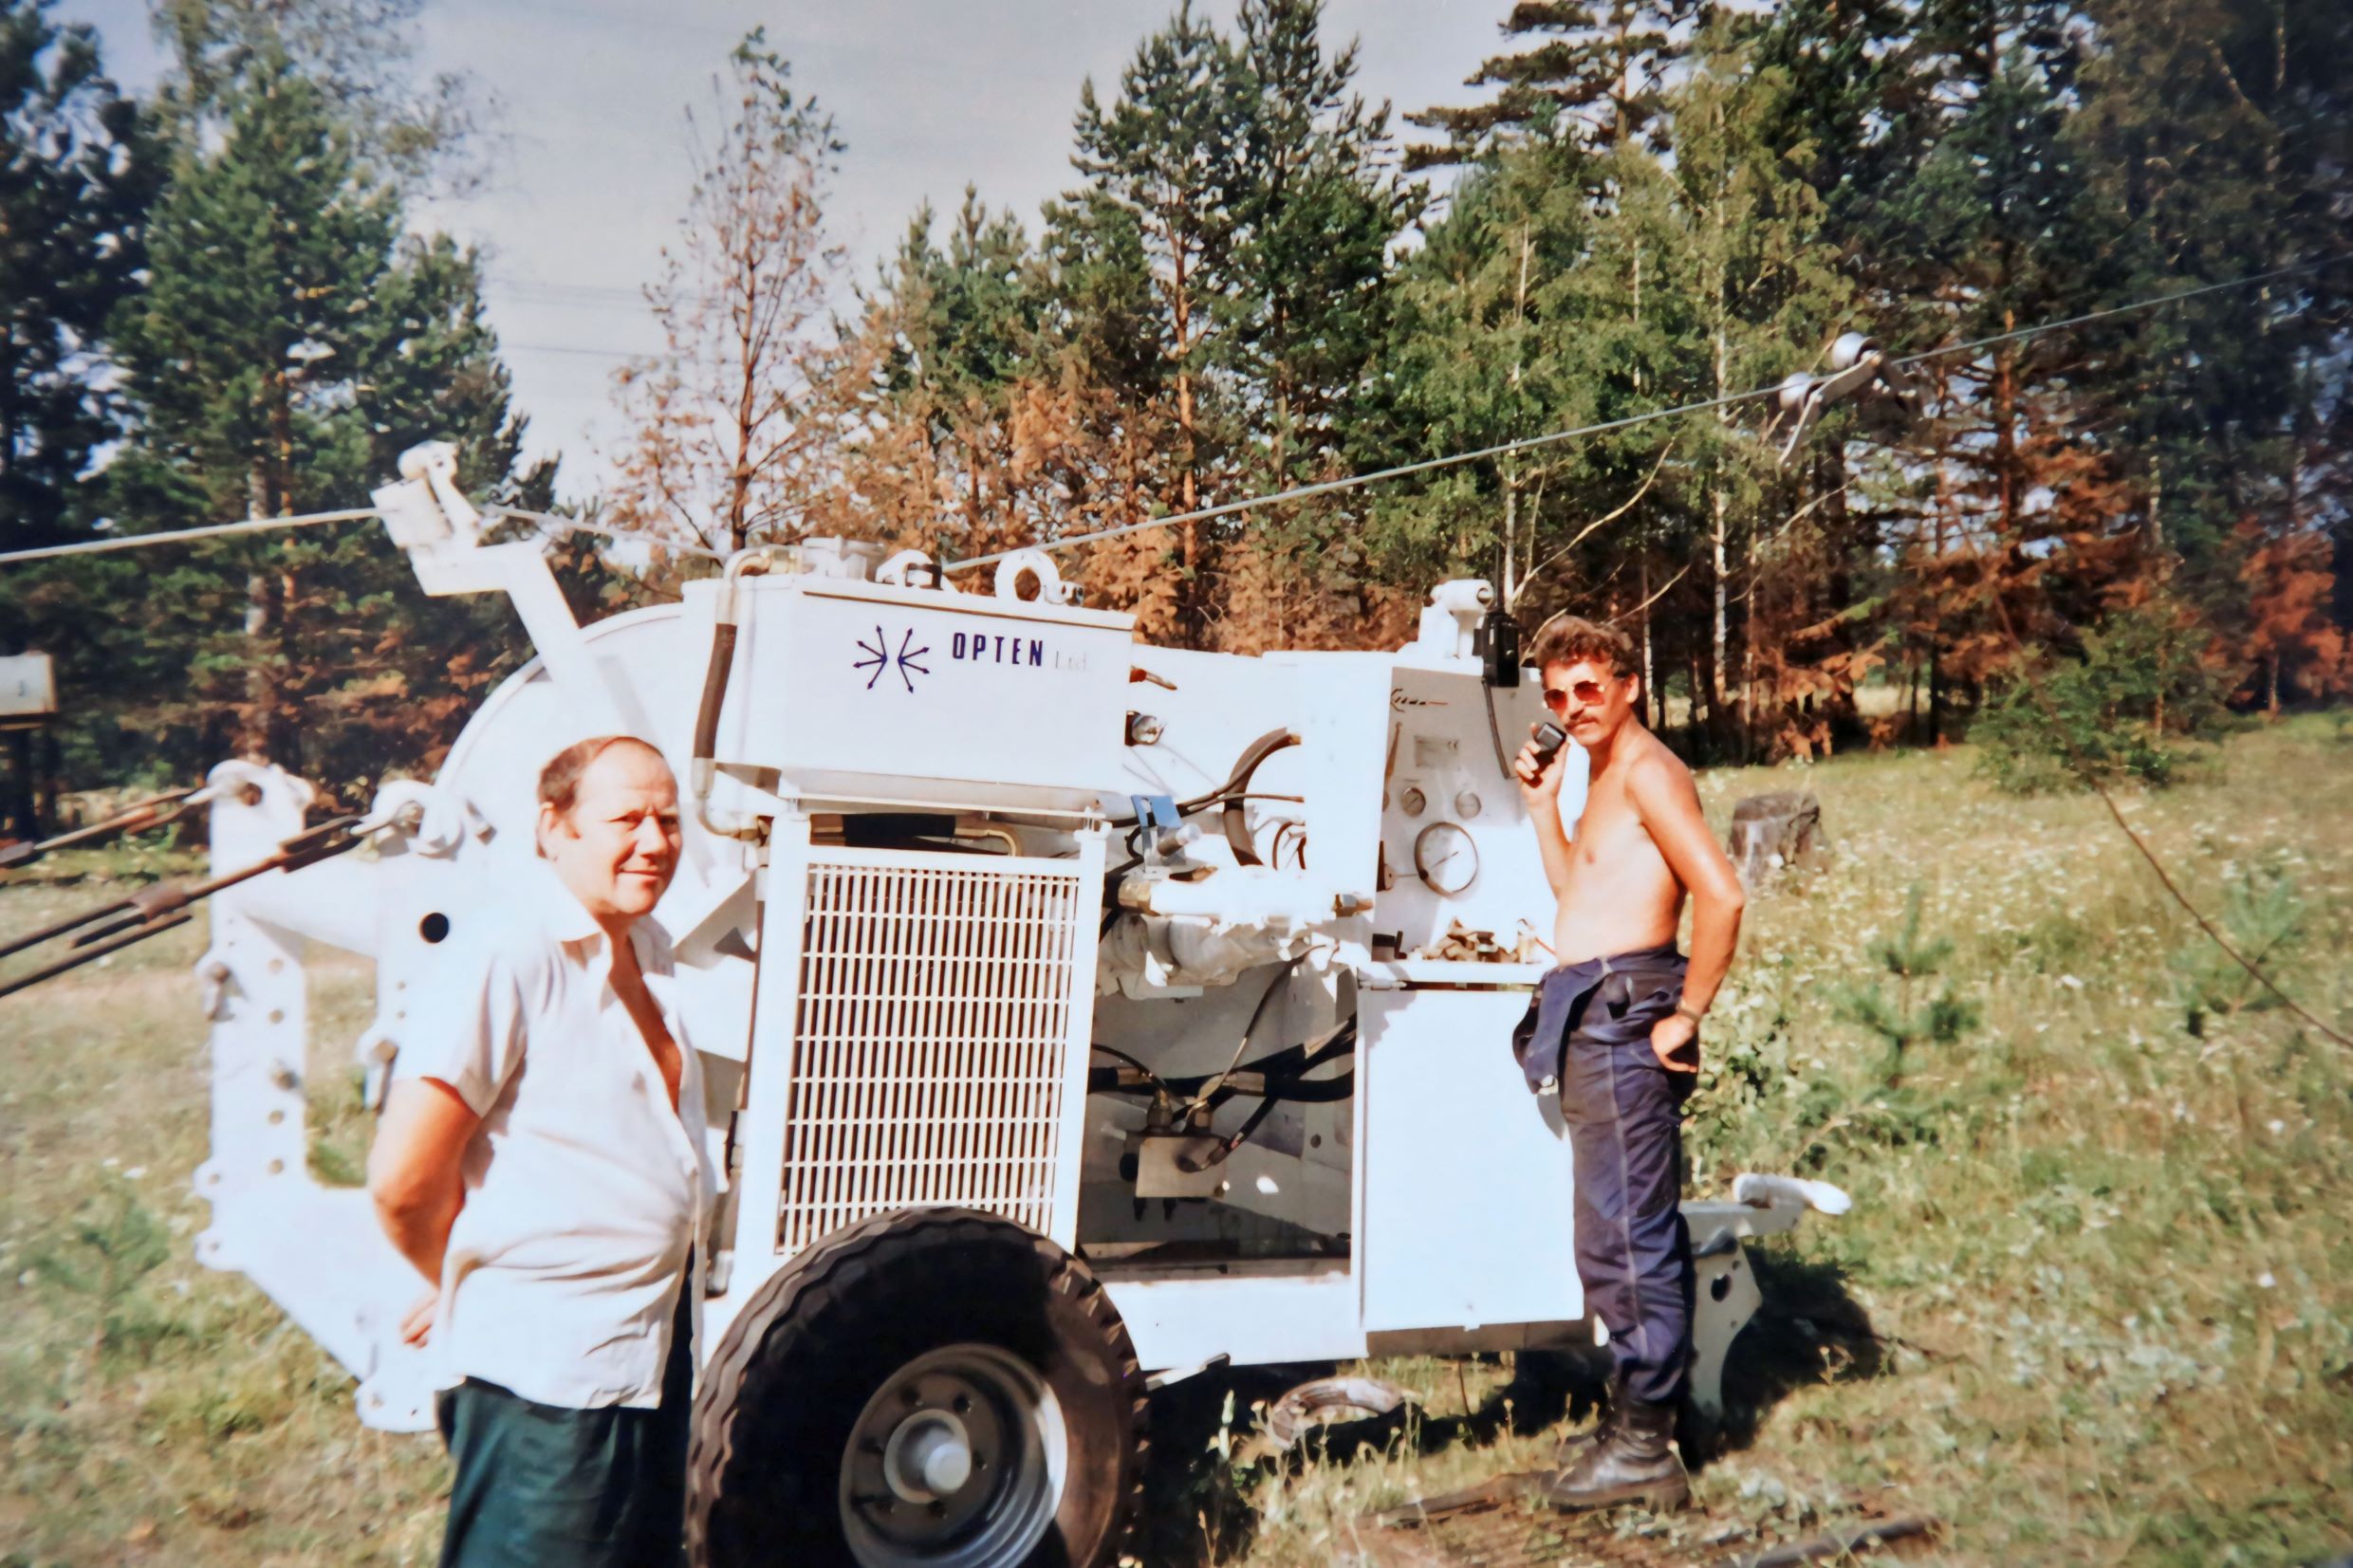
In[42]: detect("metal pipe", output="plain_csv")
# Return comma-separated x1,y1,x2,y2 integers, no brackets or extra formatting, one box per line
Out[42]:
0,913,194,1000
0,785,207,873
692,547,786,842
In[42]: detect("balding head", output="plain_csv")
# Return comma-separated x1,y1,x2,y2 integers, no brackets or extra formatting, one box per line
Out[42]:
534,737,679,932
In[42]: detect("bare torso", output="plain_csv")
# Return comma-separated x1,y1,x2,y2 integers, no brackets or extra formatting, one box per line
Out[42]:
1553,728,1690,963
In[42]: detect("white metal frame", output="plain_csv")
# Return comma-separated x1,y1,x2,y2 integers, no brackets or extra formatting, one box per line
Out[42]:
149,454,1850,1436
718,821,1110,1337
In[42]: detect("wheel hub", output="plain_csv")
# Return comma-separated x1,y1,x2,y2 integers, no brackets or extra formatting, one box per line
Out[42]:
840,1343,1065,1567
884,1411,974,1501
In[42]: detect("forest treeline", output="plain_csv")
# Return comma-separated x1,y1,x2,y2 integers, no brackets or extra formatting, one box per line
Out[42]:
2,0,2348,805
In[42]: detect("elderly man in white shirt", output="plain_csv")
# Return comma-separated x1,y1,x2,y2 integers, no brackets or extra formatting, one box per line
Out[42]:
368,735,715,1568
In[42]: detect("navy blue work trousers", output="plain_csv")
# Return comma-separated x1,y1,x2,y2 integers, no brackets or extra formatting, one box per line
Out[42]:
434,1258,695,1568
1518,950,1695,1408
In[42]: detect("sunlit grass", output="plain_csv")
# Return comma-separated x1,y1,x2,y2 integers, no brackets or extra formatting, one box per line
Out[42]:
4,720,2348,1564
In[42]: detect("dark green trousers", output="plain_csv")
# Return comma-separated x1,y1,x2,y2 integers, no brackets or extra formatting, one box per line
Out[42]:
435,1268,695,1568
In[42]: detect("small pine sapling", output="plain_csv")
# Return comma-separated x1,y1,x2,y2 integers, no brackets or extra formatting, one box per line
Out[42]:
2168,859,2307,1038
1830,886,1981,1090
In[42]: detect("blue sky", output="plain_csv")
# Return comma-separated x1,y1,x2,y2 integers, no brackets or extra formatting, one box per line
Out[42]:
56,0,1500,502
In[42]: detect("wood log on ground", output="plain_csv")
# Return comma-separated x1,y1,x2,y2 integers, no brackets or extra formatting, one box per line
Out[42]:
1728,790,1823,887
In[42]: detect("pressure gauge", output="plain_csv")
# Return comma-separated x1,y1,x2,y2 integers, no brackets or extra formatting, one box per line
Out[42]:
1414,821,1479,895
1399,785,1427,818
1454,789,1482,820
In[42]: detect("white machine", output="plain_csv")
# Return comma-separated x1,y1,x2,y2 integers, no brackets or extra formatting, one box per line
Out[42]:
23,444,1848,1567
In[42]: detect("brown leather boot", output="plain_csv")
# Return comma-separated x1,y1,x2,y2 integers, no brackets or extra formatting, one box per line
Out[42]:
1550,1376,1622,1467
1536,1397,1690,1513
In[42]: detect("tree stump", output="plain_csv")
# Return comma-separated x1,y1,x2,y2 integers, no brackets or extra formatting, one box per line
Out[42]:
1728,790,1823,887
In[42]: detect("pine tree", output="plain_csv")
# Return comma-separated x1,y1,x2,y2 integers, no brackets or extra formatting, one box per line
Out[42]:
1223,0,1416,483
2064,0,2353,665
862,190,1048,551
1068,3,1246,641
0,1,159,549
1205,0,1418,649
1405,0,1697,169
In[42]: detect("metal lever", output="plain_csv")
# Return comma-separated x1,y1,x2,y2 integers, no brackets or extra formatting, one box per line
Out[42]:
0,784,212,874
0,816,366,1000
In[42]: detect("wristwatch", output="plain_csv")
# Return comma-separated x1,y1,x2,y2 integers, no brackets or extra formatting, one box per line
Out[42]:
1674,999,1707,1025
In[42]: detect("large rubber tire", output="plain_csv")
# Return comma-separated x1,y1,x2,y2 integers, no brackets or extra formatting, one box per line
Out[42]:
687,1208,1146,1568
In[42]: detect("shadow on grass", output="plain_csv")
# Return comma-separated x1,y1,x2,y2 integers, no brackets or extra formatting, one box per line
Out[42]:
1686,1246,1892,1465
1134,1250,1891,1563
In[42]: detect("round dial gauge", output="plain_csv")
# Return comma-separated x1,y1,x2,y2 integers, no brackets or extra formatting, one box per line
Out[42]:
1413,821,1479,895
1399,785,1427,818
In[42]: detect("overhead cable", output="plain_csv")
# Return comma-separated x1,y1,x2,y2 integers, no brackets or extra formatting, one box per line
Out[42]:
2,258,2337,581
0,502,728,571
496,507,730,561
1889,259,2339,369
0,508,382,566
947,254,2344,574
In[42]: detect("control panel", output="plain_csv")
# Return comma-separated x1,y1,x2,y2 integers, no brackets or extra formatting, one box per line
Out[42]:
1372,665,1587,959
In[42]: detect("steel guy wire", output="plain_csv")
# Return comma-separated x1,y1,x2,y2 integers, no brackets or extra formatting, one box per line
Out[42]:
0,507,718,569
946,254,2345,574
2,256,2338,578
1888,258,2341,370
496,507,730,561
0,508,383,565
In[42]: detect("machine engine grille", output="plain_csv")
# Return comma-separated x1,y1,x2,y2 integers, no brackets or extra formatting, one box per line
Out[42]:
776,855,1088,1254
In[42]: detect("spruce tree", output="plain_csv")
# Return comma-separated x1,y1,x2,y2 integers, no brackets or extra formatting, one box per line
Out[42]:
108,49,398,766
0,1,159,549
94,41,548,795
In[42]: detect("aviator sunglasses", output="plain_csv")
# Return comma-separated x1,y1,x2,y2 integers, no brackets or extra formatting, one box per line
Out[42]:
1541,678,1610,714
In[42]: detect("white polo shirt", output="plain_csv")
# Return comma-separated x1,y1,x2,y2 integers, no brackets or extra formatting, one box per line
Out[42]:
393,865,717,1411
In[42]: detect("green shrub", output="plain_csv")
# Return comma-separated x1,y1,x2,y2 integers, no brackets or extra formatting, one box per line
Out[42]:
1973,600,2238,793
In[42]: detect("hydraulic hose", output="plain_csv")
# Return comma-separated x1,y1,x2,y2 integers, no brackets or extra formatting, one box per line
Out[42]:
692,548,782,842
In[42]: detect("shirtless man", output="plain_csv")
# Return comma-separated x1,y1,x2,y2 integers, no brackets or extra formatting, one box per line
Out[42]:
1510,616,1746,1513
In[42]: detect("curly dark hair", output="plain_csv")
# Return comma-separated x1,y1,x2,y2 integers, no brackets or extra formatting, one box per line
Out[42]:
1527,615,1636,678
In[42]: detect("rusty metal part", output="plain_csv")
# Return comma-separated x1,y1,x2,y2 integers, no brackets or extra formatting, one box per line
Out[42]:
0,816,363,999
0,912,195,996
1357,1481,1938,1568
1264,1374,1417,1451
0,785,202,873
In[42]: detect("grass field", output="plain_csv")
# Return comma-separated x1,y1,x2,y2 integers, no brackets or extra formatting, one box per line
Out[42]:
4,719,2349,1566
